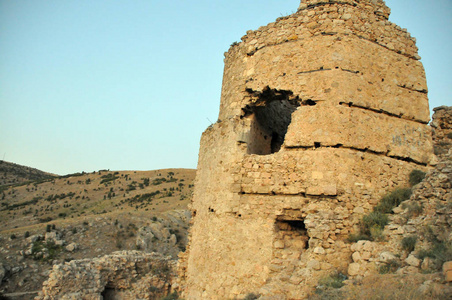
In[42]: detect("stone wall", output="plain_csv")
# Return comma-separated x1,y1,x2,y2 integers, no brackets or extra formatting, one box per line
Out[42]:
180,0,434,299
36,251,175,300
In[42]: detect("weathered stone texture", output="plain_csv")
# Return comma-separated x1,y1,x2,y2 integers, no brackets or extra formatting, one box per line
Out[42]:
431,106,452,157
36,251,175,300
181,1,434,299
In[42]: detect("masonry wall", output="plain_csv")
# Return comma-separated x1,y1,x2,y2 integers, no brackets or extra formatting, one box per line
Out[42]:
180,0,434,299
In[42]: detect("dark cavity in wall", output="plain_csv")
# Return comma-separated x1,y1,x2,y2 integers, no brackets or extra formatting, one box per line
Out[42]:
243,87,299,155
275,218,309,251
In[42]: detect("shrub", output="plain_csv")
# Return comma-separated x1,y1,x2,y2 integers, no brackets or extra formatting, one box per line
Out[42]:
160,292,180,300
447,132,452,139
24,231,30,238
46,224,52,232
318,272,347,289
10,234,16,239
378,259,400,274
361,211,389,236
347,233,371,243
401,235,417,252
374,188,412,213
409,169,426,186
403,201,423,217
244,293,260,300
417,241,452,269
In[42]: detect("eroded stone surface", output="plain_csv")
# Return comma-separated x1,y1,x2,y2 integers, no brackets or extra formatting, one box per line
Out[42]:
36,251,175,300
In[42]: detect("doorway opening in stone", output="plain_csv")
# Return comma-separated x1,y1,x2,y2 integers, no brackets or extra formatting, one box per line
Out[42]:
274,218,309,251
101,286,117,300
244,87,299,155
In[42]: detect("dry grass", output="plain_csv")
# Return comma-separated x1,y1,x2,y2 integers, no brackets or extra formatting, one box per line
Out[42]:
343,274,450,300
309,273,450,300
0,168,195,233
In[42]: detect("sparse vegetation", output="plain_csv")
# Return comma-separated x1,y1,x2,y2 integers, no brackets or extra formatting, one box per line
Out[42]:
417,225,452,270
0,165,195,296
310,272,347,299
378,259,400,274
374,188,412,214
349,168,418,243
160,292,181,300
401,235,417,252
409,169,426,186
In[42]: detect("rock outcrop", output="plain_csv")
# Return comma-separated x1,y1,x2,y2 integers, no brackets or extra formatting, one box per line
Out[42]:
179,0,435,299
36,251,176,300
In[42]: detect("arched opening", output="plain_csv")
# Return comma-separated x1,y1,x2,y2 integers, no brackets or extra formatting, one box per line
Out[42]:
243,87,299,155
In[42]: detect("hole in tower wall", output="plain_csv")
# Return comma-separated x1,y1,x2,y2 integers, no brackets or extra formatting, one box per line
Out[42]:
274,219,309,251
244,87,299,155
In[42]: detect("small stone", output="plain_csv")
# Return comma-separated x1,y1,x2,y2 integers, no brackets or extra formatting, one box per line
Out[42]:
307,260,320,270
274,241,285,249
348,263,361,276
352,252,361,262
421,257,433,271
314,247,325,254
405,255,421,267
443,261,452,272
446,271,452,282
379,252,397,263
65,243,78,252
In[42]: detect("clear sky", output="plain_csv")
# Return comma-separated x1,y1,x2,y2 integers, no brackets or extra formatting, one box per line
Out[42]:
1,0,451,175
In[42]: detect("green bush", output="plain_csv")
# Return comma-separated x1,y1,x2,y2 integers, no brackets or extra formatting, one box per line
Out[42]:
318,272,347,289
409,170,426,186
401,236,417,252
378,259,400,274
403,201,423,217
361,212,389,235
24,231,30,238
447,132,452,139
374,188,412,213
417,241,452,269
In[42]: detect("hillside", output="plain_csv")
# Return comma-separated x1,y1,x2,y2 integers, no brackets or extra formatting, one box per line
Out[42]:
0,161,55,187
0,168,195,298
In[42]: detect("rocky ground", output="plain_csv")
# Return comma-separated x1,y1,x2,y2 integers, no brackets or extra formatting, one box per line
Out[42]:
0,168,195,299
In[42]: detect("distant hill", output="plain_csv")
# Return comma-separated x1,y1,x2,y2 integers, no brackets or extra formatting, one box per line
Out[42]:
0,167,196,297
0,160,55,187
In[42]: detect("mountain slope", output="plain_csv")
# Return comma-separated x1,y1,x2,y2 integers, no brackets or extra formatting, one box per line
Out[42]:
0,167,195,298
0,160,55,187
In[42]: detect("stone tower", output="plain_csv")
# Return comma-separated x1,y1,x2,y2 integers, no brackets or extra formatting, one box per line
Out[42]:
179,0,434,298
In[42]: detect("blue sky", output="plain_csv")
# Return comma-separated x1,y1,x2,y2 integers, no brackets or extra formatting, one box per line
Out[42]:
0,0,451,175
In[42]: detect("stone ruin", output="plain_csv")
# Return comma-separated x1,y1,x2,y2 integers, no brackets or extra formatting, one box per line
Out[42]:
179,0,436,299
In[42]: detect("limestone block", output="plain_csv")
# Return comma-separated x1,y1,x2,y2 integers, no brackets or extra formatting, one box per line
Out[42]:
379,252,397,263
307,260,321,270
444,261,452,282
314,247,325,254
348,263,361,276
274,241,285,249
446,271,452,282
443,261,452,272
285,104,432,164
405,255,421,267
352,252,361,262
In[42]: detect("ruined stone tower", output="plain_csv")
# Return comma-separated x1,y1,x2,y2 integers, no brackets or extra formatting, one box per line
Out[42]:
179,0,434,298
